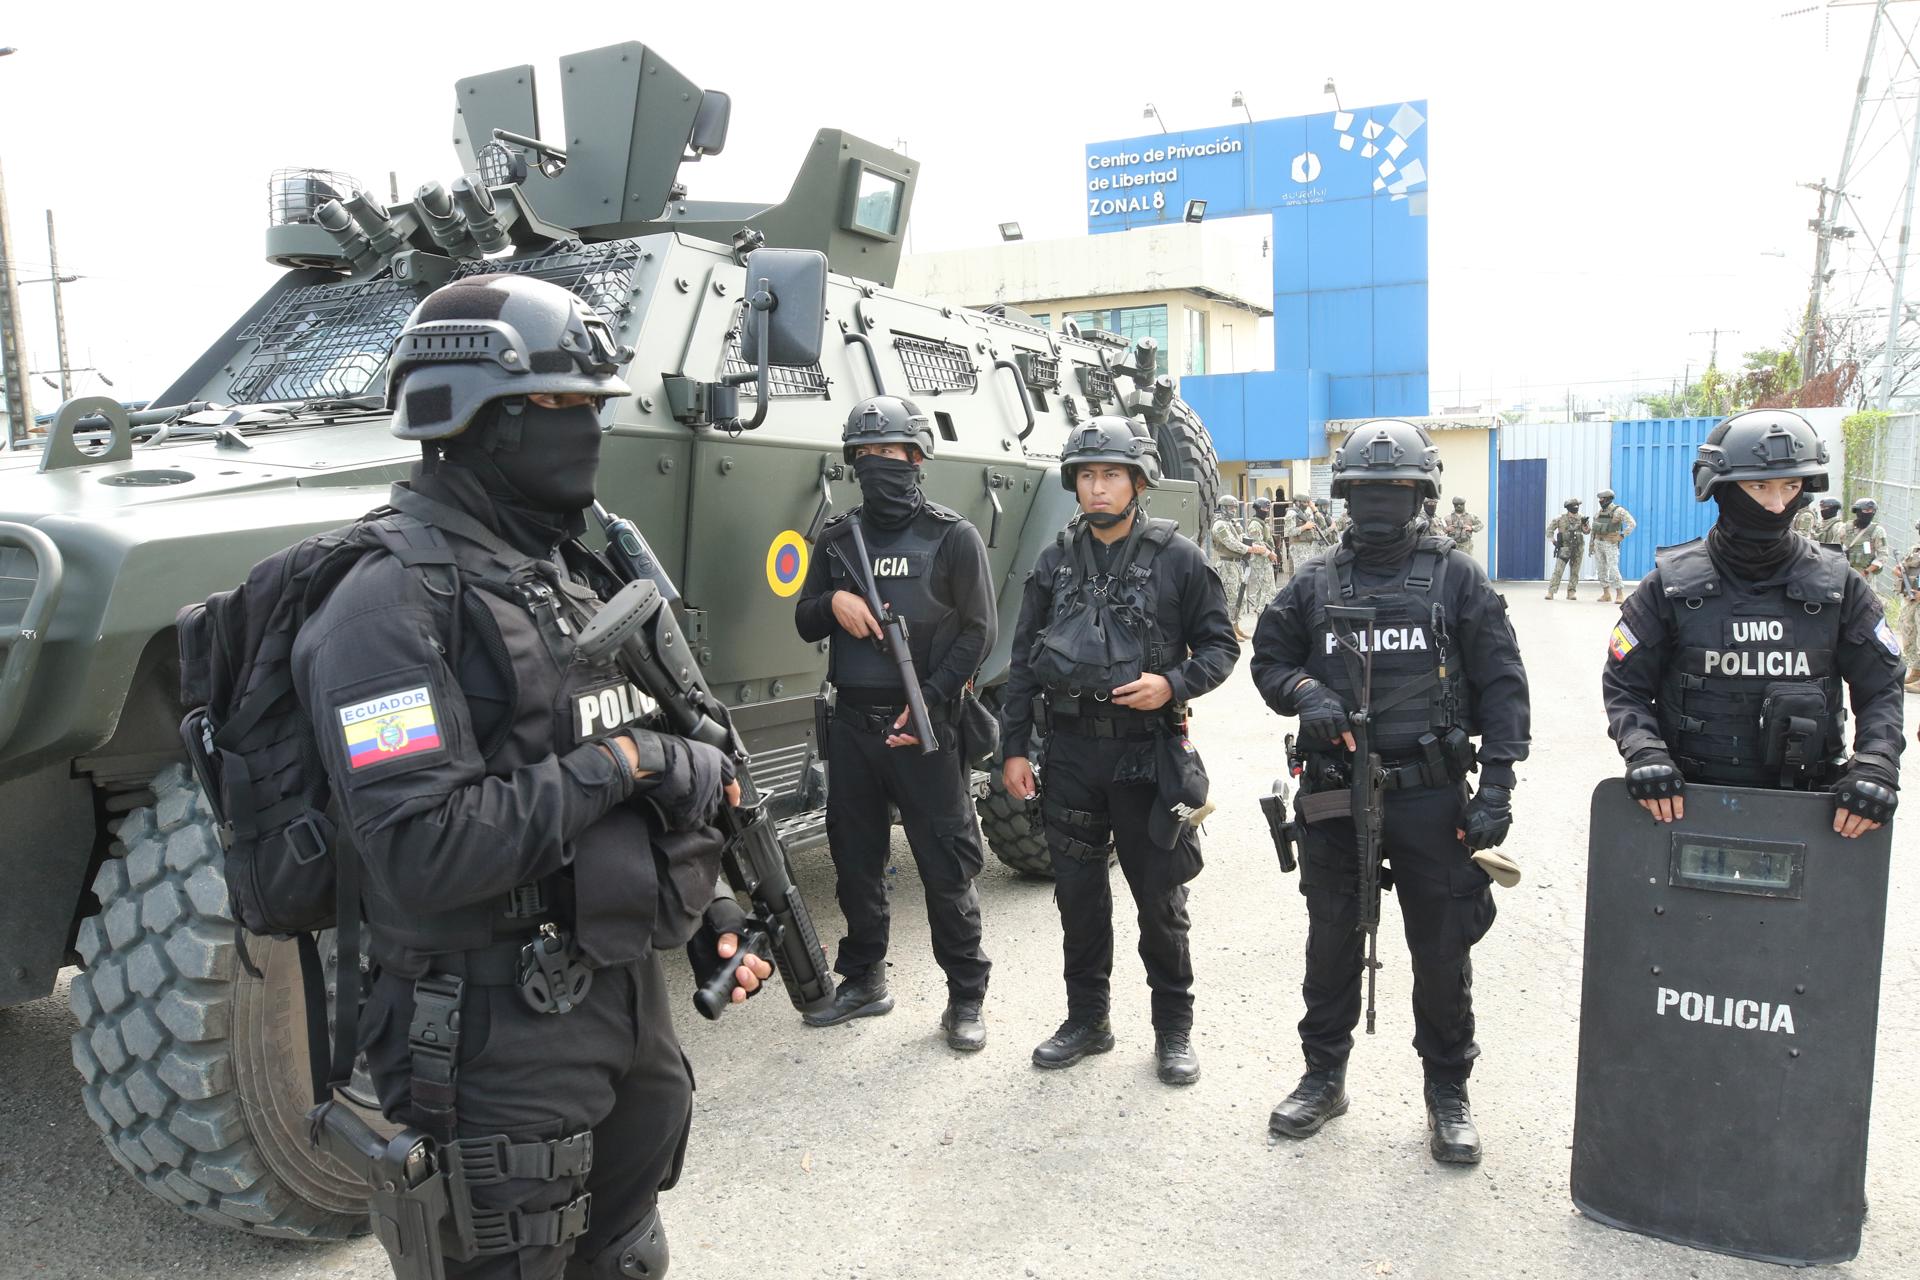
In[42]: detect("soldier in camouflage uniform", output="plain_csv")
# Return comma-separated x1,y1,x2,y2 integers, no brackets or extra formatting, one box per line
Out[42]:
1842,498,1890,586
1211,495,1254,640
1792,502,1821,539
1589,488,1637,603
1441,496,1484,555
1545,498,1588,600
1814,497,1844,544
1245,497,1280,607
1895,523,1920,692
1285,496,1330,568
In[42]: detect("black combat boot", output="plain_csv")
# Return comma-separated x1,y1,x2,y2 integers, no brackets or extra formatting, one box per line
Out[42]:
941,999,986,1052
1268,1066,1349,1139
1154,1030,1200,1085
801,967,894,1027
1031,1017,1116,1069
1424,1079,1482,1165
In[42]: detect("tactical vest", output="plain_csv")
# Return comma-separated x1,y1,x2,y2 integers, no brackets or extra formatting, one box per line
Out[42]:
1591,507,1627,538
1842,522,1883,570
1031,517,1179,693
348,496,654,966
1652,539,1848,788
1306,539,1472,755
823,503,959,695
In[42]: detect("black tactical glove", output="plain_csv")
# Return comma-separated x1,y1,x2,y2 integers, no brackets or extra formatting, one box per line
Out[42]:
1625,751,1685,802
625,731,734,831
1460,784,1513,850
1290,678,1353,748
1833,754,1899,824
685,895,758,998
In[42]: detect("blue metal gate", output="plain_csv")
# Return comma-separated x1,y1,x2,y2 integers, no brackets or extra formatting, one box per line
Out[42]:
1496,458,1546,579
1609,417,1720,580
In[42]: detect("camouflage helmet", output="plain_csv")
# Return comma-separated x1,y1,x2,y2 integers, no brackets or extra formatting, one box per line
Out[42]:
1058,416,1161,491
1451,496,1467,509
1597,488,1616,502
842,394,935,463
1252,496,1273,515
1852,497,1876,515
1691,409,1829,501
1215,494,1240,513
1564,497,1581,511
1329,419,1442,499
387,273,632,440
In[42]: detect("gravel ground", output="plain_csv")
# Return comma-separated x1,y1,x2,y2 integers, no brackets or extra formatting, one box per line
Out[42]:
2,589,1915,1279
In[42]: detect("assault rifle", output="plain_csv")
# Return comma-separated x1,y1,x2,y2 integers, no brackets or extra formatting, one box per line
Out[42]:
1325,603,1388,1034
581,509,838,1020
825,515,939,754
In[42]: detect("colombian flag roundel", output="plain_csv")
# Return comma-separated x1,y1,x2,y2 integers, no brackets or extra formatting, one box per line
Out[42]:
765,530,809,597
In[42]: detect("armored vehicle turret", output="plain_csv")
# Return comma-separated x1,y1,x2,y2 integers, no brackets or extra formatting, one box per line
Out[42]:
0,41,1218,1237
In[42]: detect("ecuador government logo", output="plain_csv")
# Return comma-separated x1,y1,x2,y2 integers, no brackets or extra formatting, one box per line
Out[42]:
765,530,809,598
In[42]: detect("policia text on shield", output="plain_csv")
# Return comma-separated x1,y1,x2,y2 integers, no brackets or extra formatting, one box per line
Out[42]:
1579,409,1905,1264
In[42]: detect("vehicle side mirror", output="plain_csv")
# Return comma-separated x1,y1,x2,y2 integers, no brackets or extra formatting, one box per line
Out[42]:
689,91,731,158
741,248,827,368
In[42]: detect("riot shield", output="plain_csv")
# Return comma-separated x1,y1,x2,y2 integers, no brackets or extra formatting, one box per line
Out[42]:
1571,778,1894,1265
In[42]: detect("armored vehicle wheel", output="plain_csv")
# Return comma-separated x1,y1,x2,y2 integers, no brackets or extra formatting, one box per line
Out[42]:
1153,398,1221,518
67,764,369,1240
977,753,1053,878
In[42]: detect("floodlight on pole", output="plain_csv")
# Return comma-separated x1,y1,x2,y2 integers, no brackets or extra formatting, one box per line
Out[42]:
1184,199,1208,224
1231,91,1253,124
998,222,1023,242
1143,103,1168,134
1324,77,1343,113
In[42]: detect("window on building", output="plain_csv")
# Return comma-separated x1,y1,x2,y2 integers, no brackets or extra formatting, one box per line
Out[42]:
1064,305,1169,376
1027,313,1050,329
1184,308,1208,375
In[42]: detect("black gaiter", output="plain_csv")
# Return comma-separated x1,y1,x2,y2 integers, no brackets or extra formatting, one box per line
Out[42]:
1341,484,1421,569
853,455,924,528
1707,485,1808,580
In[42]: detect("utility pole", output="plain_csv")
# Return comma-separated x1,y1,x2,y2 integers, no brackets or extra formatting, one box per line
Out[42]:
0,155,33,447
1804,0,1888,377
44,211,71,402
1881,77,1920,408
1691,328,1739,371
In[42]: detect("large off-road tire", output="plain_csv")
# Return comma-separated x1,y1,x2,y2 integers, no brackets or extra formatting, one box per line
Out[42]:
67,764,368,1240
977,758,1052,878
1152,396,1221,518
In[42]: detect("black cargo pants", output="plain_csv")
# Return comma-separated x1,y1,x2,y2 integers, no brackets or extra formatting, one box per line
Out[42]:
360,954,693,1280
1042,723,1201,1032
1294,780,1496,1082
824,702,992,1000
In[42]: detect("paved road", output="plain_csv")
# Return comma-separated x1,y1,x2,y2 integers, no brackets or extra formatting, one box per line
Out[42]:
3,590,1916,1279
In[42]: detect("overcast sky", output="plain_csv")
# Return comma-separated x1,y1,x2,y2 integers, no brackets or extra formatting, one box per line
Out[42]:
0,0,1902,415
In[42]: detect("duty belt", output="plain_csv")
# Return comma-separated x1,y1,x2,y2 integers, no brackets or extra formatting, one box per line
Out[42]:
1045,693,1167,740
833,700,949,734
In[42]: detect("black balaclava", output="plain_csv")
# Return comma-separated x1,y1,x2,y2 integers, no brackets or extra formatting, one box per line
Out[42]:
853,453,924,528
439,399,603,554
1342,484,1421,567
1854,507,1874,529
1707,484,1810,580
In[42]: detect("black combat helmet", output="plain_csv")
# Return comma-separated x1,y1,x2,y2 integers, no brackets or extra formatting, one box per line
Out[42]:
1690,409,1829,501
1452,496,1467,510
1820,497,1841,515
1851,497,1877,515
841,394,936,463
1329,418,1442,498
387,273,633,440
1057,416,1162,491
1253,497,1273,515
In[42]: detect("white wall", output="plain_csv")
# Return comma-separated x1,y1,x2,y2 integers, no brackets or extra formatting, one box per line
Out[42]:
1501,421,1614,528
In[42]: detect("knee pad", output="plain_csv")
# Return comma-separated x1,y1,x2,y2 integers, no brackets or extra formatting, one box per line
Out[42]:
586,1206,668,1279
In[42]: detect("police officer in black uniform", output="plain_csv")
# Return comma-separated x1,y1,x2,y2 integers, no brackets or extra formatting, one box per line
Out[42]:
1251,419,1530,1166
293,274,770,1279
792,395,996,1049
1602,409,1902,838
1001,418,1239,1084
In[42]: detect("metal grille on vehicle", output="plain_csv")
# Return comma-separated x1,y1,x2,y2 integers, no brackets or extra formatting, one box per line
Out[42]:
1013,350,1059,391
724,335,828,396
1076,363,1115,406
893,334,978,393
229,240,648,404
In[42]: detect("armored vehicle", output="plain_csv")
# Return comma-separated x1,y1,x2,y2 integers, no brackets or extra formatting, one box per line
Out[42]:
0,42,1219,1239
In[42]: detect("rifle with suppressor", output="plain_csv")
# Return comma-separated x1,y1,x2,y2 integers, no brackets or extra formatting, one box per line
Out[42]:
1325,603,1387,1035
581,510,838,1020
826,515,939,755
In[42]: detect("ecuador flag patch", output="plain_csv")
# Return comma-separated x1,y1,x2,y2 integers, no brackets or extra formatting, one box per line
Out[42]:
1608,621,1639,662
339,685,443,770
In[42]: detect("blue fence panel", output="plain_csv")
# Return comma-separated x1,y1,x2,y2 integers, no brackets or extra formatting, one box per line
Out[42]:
1496,458,1547,579
1610,417,1721,580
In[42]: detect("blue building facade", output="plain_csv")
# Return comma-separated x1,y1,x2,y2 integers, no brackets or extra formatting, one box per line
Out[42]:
1085,102,1430,461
